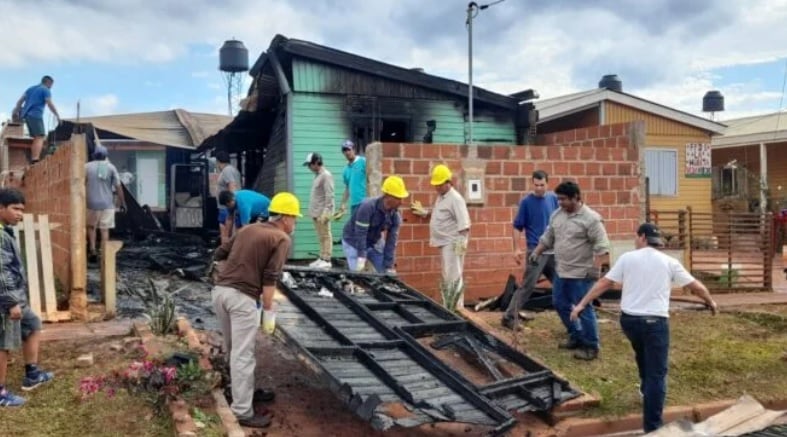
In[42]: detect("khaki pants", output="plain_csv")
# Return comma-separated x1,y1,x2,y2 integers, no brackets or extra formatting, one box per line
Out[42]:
211,285,261,420
313,218,333,261
441,244,466,309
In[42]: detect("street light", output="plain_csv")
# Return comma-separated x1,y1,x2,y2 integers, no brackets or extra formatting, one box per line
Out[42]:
466,0,505,146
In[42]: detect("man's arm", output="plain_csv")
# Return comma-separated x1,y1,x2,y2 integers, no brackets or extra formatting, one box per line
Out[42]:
46,98,60,123
259,239,290,310
350,203,372,259
383,213,401,269
0,235,22,311
14,94,25,114
111,167,125,209
588,218,611,270
213,232,235,261
569,277,615,320
511,200,527,261
324,174,335,214
685,280,718,314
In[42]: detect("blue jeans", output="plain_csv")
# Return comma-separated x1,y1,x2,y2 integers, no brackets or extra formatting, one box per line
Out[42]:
620,313,669,433
341,239,383,272
552,277,599,350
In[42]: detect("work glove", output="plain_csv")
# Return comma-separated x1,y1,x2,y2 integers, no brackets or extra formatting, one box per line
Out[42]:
331,207,346,221
385,269,397,276
262,309,276,334
319,211,331,224
355,257,367,272
453,236,468,256
410,200,428,217
528,252,540,265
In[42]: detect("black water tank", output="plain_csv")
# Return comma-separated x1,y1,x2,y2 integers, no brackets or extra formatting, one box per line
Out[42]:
219,40,249,73
702,90,725,113
599,74,622,92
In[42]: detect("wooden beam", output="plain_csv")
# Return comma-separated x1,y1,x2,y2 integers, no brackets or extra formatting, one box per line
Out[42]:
37,215,58,320
69,134,88,321
22,213,42,317
100,240,123,317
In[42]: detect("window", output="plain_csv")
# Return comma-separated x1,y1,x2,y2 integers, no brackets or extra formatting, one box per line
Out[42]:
645,149,677,196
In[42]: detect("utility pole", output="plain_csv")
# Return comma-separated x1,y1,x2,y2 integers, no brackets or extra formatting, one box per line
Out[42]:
466,0,505,146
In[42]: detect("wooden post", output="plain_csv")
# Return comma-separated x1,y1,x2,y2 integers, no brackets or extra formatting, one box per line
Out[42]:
69,134,88,321
37,215,58,319
22,214,42,317
100,240,123,317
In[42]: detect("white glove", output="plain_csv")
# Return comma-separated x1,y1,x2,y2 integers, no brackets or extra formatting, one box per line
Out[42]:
356,257,367,272
374,238,385,253
262,310,276,334
453,236,468,256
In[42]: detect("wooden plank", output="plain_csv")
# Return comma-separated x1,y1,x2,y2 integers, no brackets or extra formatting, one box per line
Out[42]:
100,240,123,317
37,215,58,320
22,214,41,317
69,134,88,320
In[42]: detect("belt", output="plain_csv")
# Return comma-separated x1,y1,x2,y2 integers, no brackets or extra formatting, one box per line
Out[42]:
621,312,667,320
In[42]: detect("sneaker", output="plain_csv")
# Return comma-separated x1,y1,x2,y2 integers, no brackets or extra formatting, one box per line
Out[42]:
0,389,26,407
558,339,581,350
573,348,599,361
22,370,54,391
253,388,275,403
501,317,522,331
238,412,272,428
308,259,322,268
314,259,332,269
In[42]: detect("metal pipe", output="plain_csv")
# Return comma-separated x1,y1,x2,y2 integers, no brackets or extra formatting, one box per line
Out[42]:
467,2,475,146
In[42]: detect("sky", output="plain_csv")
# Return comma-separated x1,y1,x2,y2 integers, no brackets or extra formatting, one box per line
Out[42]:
2,0,787,129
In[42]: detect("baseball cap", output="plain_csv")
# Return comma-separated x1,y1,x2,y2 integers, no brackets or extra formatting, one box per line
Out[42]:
341,140,355,151
302,152,322,166
637,223,664,247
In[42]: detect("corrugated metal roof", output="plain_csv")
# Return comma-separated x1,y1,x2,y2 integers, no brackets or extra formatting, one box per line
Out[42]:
712,111,787,148
535,88,726,134
70,109,231,150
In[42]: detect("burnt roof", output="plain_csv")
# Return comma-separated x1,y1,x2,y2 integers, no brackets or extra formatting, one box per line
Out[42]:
253,34,518,110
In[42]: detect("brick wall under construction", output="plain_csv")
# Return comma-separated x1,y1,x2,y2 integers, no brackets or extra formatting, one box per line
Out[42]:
367,121,646,302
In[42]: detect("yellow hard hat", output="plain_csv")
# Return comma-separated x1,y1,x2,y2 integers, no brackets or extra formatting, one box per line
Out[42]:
430,164,452,186
381,176,409,199
268,192,303,217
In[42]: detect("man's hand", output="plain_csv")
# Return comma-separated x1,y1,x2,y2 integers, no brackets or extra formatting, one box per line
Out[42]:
356,257,367,272
319,211,331,224
9,304,22,320
514,249,525,265
410,200,429,217
528,252,540,265
707,300,719,316
569,303,584,322
332,206,346,221
453,236,468,256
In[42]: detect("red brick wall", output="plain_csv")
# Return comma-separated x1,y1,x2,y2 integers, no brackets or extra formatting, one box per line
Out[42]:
376,122,645,302
18,140,86,293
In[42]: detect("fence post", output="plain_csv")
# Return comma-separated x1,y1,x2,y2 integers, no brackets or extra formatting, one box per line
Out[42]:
68,134,88,321
685,206,693,272
765,212,773,291
678,209,687,250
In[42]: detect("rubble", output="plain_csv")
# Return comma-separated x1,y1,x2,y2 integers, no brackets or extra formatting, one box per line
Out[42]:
76,353,94,368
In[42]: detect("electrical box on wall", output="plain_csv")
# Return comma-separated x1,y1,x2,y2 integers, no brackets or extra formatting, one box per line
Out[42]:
467,178,483,202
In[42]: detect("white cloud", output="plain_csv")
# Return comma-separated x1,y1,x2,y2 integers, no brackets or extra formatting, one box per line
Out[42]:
79,94,120,117
0,112,8,123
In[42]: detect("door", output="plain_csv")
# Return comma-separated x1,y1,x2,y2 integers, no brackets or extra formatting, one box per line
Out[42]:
136,157,161,208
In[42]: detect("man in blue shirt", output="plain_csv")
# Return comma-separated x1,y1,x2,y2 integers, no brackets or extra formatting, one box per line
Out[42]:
502,170,559,330
13,76,61,164
218,190,271,232
341,176,408,273
339,140,367,216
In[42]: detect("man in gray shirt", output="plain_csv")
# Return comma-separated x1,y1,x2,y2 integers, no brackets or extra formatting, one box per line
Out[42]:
85,146,125,261
530,181,609,361
215,150,241,243
304,152,334,269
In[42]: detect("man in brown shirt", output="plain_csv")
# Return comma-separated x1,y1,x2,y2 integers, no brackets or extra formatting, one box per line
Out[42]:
211,192,302,428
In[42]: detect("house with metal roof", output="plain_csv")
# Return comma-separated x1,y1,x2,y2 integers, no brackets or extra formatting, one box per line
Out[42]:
535,80,726,220
201,34,537,258
711,111,787,214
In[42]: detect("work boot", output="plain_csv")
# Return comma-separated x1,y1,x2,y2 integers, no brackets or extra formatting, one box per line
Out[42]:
253,388,275,403
573,348,599,361
238,412,272,428
558,338,581,350
500,317,522,331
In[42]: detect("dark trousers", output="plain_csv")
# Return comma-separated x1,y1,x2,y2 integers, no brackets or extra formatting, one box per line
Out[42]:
620,313,670,433
552,277,599,349
504,252,556,319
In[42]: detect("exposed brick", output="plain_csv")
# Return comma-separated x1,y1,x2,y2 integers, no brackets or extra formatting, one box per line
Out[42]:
586,162,601,176
619,191,631,204
563,146,579,160
505,192,521,206
403,145,421,158
485,161,502,175
511,177,527,192
570,163,585,175
611,123,625,137
493,147,510,160
609,177,625,190
422,145,441,158
575,128,588,141
617,163,634,175
382,143,400,157
487,193,505,207
593,139,605,148
411,225,431,240
512,146,527,160
477,147,493,159
521,162,536,176
491,177,508,191
503,162,518,175
530,147,545,160
441,145,459,158
393,159,412,174
611,148,627,161
412,160,430,175
594,177,609,191
580,147,595,160
601,163,617,175
552,162,569,176
546,147,561,160
601,191,616,204
587,126,600,139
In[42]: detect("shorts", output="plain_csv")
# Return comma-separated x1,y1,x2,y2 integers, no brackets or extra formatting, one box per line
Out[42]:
0,306,41,350
87,208,115,229
25,117,46,137
218,208,241,227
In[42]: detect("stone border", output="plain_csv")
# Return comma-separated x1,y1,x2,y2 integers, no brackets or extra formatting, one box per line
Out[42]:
133,318,244,437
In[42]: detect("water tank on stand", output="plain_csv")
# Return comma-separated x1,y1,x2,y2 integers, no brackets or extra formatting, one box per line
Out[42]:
598,74,623,92
702,90,725,113
219,40,249,73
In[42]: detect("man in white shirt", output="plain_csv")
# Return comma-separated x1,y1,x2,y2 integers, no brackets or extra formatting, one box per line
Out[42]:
570,223,717,433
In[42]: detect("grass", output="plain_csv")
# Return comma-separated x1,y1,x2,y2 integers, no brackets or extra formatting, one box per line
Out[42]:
499,305,787,418
0,335,223,437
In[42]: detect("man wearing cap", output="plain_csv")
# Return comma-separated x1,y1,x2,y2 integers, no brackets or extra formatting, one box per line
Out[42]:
339,140,367,216
411,165,471,309
13,75,60,164
85,145,125,262
211,192,302,428
342,176,408,273
570,223,717,433
304,153,334,269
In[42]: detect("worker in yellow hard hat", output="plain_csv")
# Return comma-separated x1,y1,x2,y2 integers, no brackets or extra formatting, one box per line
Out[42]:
341,175,408,273
210,191,301,429
411,164,471,310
